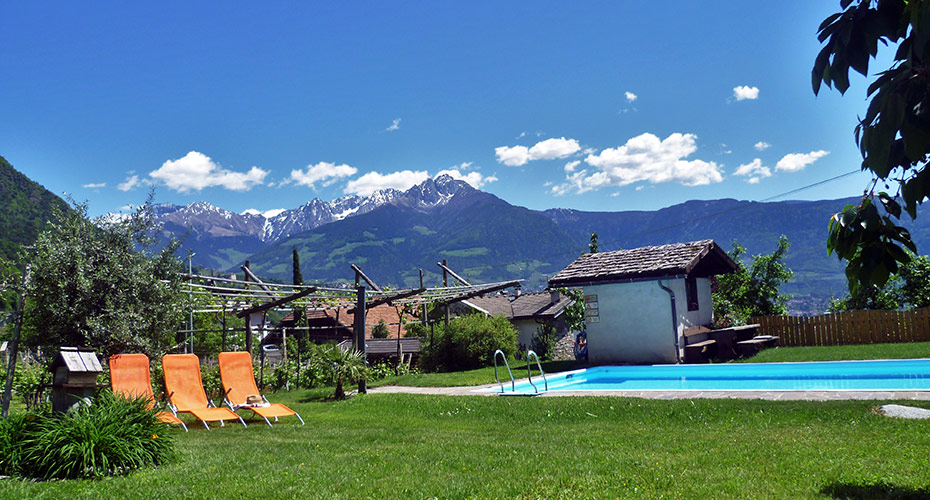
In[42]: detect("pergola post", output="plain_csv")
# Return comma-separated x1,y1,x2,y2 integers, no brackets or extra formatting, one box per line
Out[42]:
354,285,367,394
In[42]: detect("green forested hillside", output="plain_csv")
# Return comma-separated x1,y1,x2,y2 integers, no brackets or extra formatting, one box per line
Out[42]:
246,189,578,290
0,155,69,262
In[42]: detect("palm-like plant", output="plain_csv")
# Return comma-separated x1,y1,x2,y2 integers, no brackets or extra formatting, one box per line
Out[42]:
318,344,368,399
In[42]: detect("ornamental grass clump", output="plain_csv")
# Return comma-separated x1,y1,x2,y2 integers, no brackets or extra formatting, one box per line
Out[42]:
14,391,175,480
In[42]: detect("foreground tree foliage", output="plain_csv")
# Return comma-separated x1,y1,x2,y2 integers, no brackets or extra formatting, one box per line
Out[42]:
712,236,793,326
25,200,185,358
830,253,930,311
814,1,930,293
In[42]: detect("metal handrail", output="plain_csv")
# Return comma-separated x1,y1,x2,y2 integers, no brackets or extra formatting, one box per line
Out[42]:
493,349,515,393
525,350,548,393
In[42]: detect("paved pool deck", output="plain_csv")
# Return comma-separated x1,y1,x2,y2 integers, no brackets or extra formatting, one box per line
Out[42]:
367,383,930,401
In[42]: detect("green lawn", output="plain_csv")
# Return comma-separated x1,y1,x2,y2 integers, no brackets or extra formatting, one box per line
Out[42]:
3,390,929,499
4,343,930,498
739,341,930,363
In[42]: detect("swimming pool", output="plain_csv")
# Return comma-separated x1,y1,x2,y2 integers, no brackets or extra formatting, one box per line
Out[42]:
499,359,930,394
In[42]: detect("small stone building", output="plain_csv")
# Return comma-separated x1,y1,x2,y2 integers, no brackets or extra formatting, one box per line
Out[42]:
548,240,737,365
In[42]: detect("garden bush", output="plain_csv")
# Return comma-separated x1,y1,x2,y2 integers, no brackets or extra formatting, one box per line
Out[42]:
11,391,174,480
418,314,518,372
531,322,557,361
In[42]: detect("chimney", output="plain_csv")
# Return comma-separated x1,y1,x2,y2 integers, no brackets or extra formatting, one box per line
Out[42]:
549,289,560,305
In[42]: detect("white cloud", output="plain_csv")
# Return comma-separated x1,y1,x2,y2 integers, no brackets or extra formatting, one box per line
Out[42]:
344,170,430,196
775,150,829,172
552,133,722,195
564,160,581,172
733,85,759,101
733,158,772,183
435,168,498,189
495,137,581,166
494,145,531,166
754,141,771,151
625,91,638,103
242,208,286,218
386,118,401,131
149,151,268,192
287,161,358,188
82,182,106,189
118,175,140,192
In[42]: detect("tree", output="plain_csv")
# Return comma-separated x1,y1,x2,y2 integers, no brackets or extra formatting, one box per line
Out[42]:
589,232,599,253
317,344,368,399
828,282,901,312
24,200,185,359
899,254,930,308
813,1,930,293
371,319,390,338
712,236,793,325
291,246,304,327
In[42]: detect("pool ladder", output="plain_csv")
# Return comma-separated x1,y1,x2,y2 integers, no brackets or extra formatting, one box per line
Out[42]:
493,349,548,396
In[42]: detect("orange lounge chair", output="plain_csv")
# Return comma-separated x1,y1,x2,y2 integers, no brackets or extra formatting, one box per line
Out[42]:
162,354,246,430
218,351,305,426
109,353,187,432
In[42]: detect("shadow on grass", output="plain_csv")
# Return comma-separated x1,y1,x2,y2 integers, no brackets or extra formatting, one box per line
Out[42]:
820,481,930,499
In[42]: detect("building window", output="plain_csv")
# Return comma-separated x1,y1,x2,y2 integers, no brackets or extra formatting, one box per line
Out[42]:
685,276,699,311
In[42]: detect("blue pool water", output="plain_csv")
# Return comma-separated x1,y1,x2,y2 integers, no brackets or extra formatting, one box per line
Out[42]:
501,359,930,393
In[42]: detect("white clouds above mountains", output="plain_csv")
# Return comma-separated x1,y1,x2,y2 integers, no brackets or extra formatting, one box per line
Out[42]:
82,182,106,189
287,161,358,188
552,132,722,195
775,150,829,172
733,85,759,101
344,170,430,196
495,137,581,166
148,151,267,192
733,158,772,184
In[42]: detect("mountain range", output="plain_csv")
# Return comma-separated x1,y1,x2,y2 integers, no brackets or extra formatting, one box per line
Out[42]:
151,174,930,314
2,154,926,316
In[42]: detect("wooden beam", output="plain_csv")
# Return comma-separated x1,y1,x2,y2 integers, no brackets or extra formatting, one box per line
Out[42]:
432,280,521,306
240,265,276,298
236,287,318,318
437,261,471,286
351,264,382,292
347,287,426,314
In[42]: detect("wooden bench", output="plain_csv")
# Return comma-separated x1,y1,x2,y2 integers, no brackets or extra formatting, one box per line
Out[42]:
735,336,779,357
684,338,717,364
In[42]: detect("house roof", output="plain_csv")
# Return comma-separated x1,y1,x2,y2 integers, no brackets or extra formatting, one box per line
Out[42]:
295,305,416,339
463,291,574,320
548,239,738,287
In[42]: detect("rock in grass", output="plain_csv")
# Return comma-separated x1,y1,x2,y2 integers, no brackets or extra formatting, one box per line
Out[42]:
879,404,930,419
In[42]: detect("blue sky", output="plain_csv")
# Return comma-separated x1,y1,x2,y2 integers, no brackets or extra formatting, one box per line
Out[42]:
0,2,881,217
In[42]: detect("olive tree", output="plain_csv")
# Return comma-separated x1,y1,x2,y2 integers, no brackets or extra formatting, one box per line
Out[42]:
25,200,185,358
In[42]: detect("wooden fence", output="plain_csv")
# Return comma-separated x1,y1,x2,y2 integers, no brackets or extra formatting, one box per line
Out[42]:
751,307,930,347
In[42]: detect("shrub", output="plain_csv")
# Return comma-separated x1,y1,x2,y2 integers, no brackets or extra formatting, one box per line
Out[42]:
14,360,49,410
419,314,518,372
531,322,557,361
0,412,33,476
17,391,174,479
371,320,390,338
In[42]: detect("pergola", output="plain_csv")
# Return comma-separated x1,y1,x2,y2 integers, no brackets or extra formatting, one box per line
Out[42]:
180,262,520,390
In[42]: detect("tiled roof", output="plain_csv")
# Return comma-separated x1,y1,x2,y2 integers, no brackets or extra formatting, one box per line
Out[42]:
548,240,737,287
302,305,417,339
463,291,574,320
